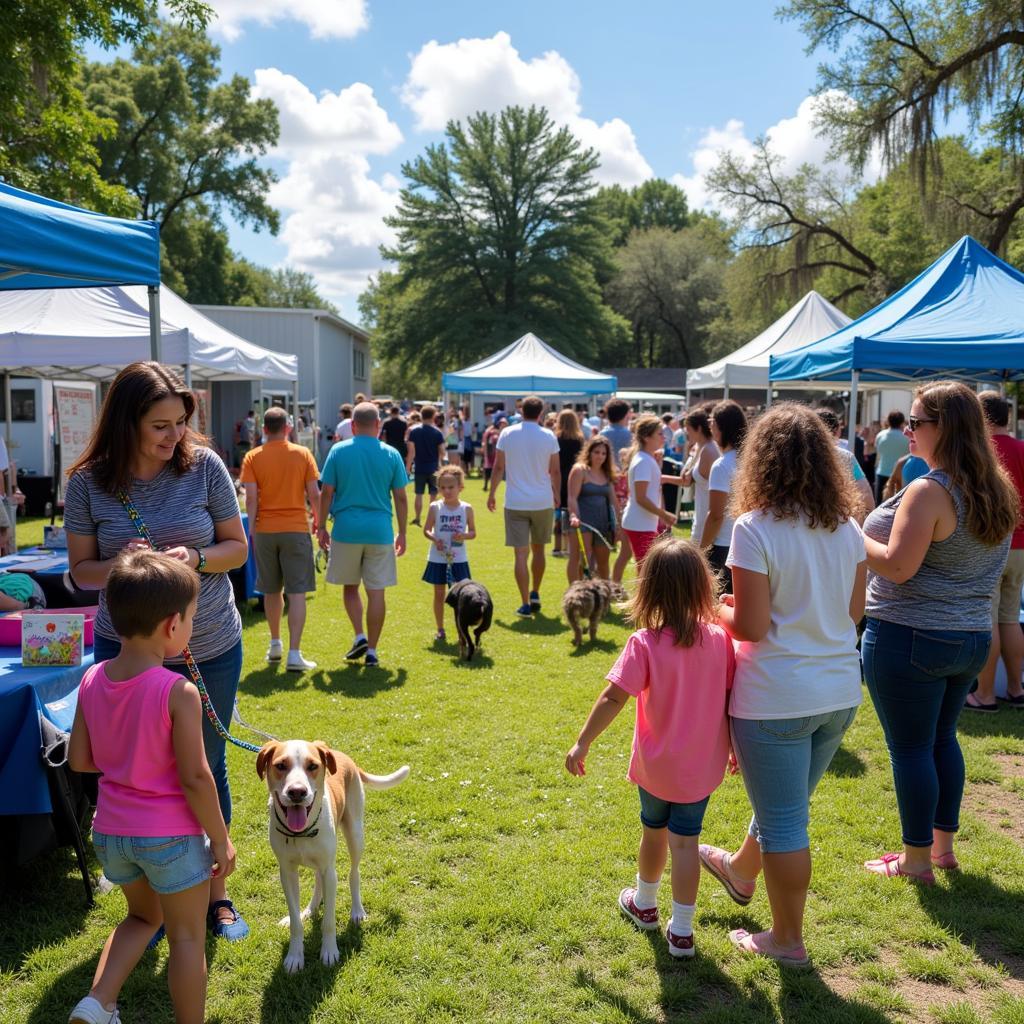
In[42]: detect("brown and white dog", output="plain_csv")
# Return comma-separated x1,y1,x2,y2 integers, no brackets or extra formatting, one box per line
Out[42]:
257,740,410,972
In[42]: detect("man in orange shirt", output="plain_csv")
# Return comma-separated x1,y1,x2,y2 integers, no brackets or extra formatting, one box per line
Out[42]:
240,407,321,671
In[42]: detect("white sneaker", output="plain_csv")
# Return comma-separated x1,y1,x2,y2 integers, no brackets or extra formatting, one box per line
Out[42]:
69,996,119,1024
266,640,284,663
286,652,317,672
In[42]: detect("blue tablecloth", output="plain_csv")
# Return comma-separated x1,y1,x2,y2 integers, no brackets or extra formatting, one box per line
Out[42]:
0,647,94,816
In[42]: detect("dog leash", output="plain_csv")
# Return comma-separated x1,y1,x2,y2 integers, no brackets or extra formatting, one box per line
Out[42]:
118,490,268,754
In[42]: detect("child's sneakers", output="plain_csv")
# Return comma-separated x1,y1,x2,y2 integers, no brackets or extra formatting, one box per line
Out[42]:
69,996,120,1023
665,925,696,959
618,887,659,930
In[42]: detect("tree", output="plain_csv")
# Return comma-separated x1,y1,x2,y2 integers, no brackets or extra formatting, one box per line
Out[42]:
782,0,1024,250
605,223,731,368
595,179,692,247
366,106,630,378
0,1,208,211
81,21,279,295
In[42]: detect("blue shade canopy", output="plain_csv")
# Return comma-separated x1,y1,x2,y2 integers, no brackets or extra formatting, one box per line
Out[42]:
442,332,616,395
0,182,160,290
770,236,1024,384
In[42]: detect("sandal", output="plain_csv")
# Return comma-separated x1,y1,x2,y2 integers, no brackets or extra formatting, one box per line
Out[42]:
997,693,1024,707
964,695,998,713
729,928,809,967
698,844,755,906
863,853,935,885
931,852,959,871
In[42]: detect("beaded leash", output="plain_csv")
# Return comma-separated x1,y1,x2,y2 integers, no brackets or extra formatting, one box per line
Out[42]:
118,490,264,754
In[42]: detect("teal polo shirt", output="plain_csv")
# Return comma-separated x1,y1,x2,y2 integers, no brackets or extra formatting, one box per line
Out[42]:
320,436,408,545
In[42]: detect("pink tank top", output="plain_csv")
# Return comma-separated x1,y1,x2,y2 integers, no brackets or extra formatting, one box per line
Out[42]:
78,662,203,837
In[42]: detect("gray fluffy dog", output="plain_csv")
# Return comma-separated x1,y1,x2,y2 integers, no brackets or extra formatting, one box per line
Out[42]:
561,578,628,646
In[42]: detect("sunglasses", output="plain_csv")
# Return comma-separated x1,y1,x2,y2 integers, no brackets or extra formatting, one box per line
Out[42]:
908,416,937,431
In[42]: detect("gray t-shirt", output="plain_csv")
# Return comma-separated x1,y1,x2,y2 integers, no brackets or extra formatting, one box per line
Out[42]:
63,447,243,663
601,424,633,468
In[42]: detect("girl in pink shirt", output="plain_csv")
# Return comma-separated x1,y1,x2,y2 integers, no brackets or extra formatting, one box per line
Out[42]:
69,551,235,1024
565,536,735,959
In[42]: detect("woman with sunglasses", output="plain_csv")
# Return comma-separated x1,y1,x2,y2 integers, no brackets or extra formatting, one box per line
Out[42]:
861,382,1017,883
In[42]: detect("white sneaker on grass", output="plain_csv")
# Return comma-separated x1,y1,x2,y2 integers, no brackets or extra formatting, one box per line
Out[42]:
69,996,120,1024
286,651,316,672
266,640,284,663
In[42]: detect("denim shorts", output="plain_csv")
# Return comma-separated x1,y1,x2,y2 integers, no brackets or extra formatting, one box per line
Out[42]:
637,786,710,836
93,831,212,895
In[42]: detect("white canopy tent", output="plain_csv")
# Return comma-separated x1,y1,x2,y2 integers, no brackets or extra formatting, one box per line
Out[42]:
0,283,297,384
686,291,851,403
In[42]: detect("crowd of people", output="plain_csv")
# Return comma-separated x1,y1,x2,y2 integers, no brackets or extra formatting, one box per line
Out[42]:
59,362,1024,1020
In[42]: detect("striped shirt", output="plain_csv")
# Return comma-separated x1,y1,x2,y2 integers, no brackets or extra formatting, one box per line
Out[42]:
63,447,242,662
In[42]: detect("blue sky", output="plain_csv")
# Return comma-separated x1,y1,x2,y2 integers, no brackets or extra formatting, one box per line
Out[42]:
153,1,848,318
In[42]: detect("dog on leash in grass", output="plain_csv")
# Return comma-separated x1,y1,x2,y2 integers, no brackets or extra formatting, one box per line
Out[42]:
257,740,409,972
445,578,493,660
562,578,628,646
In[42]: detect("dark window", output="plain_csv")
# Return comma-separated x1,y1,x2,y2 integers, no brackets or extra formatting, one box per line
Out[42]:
0,388,36,422
353,349,367,380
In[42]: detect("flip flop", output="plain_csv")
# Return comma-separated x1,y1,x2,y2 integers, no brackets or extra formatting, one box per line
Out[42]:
728,928,809,967
863,852,935,885
964,695,998,712
997,693,1024,707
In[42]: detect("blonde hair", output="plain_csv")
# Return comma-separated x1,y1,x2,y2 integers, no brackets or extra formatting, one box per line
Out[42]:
626,535,717,647
556,408,584,441
576,434,617,481
624,413,661,467
437,464,465,486
731,403,858,530
915,381,1019,545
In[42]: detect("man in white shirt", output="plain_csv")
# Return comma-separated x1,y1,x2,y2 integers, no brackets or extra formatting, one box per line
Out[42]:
487,395,560,616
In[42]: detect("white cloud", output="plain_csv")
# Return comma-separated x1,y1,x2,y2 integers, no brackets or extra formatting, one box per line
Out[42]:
672,92,882,210
249,69,403,309
400,32,653,187
207,0,368,42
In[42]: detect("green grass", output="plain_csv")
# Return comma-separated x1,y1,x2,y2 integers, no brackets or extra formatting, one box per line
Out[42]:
4,479,1024,1023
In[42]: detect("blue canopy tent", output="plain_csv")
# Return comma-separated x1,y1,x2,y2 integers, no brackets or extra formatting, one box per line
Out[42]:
770,236,1024,445
0,182,162,358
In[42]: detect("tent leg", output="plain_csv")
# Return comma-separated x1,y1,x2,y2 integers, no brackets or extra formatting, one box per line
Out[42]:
765,386,772,409
848,371,860,450
148,285,162,363
183,362,192,389
685,387,691,410
3,373,10,448
723,384,730,400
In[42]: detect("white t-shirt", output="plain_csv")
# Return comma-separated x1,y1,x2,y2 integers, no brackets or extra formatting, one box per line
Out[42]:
496,421,559,510
335,419,353,441
727,510,865,720
707,448,738,547
622,451,662,532
426,500,470,565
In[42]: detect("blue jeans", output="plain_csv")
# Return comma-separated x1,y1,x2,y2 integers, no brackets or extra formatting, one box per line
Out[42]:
93,635,243,825
637,787,710,836
862,618,989,847
731,707,858,853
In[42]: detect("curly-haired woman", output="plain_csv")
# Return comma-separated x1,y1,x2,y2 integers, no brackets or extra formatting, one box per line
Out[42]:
861,382,1016,883
699,403,866,967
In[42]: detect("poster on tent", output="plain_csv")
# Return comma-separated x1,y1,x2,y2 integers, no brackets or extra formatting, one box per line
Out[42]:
54,385,97,503
193,389,209,434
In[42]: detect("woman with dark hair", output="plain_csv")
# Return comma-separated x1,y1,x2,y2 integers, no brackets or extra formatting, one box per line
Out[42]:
699,400,747,593
861,381,1017,883
567,436,617,580
64,361,251,941
680,408,719,545
700,403,865,967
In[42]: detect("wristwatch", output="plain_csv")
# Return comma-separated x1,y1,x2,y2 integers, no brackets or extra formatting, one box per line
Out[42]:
194,547,207,573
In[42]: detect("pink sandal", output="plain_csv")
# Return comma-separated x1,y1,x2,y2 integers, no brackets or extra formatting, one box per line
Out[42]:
698,844,755,906
864,852,935,885
729,928,809,967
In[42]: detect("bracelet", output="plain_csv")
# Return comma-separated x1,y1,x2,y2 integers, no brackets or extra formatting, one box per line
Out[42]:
194,547,207,573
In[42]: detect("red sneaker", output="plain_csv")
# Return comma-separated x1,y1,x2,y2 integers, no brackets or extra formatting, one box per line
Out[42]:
618,887,659,931
666,926,695,959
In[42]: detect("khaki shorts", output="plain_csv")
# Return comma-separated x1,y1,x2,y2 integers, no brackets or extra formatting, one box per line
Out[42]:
253,532,315,595
992,547,1024,624
325,540,397,589
504,507,553,547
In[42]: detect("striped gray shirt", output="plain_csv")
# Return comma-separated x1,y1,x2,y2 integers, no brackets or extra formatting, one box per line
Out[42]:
63,447,243,662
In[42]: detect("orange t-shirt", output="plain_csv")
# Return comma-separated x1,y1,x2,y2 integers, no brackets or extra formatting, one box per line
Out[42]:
239,440,319,533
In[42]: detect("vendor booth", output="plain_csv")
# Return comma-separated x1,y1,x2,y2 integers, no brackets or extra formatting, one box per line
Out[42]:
770,236,1024,445
687,290,851,405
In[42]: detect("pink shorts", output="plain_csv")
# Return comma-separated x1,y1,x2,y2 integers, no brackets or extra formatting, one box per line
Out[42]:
624,529,659,565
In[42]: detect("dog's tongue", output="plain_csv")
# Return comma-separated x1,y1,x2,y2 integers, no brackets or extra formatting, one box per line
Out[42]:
286,804,309,831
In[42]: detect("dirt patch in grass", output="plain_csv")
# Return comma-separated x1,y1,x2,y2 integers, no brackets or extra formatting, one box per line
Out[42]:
994,752,1024,781
962,781,1024,847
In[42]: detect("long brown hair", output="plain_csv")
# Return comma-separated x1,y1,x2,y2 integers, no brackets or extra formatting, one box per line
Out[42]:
626,535,717,647
556,408,584,442
576,434,617,481
731,403,858,530
68,362,202,493
915,381,1019,545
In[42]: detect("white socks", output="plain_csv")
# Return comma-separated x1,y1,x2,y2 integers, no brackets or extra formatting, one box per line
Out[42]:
634,873,660,910
669,901,695,937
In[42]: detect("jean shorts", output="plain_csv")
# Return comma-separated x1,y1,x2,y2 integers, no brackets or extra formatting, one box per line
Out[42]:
93,832,213,895
638,787,710,836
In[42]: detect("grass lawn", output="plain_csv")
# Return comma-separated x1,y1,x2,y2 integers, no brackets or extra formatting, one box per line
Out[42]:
3,477,1024,1023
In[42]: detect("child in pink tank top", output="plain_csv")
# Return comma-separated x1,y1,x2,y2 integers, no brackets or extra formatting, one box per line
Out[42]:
69,551,235,1024
565,536,735,959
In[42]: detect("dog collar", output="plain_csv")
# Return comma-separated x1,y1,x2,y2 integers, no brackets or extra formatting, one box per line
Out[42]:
273,802,322,842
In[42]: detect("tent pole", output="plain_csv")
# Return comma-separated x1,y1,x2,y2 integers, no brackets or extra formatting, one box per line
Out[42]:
148,285,162,363
3,373,10,448
183,362,192,389
723,383,730,400
765,386,772,409
848,371,860,450
685,386,691,410
293,377,300,433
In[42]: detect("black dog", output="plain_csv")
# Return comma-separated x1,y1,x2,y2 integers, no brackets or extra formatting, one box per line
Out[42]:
445,579,493,660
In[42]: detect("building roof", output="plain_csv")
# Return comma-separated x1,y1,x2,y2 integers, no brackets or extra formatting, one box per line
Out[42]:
607,368,686,392
195,304,370,342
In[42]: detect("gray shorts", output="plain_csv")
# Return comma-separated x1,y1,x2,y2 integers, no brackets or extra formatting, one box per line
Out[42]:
93,831,212,895
504,507,554,547
253,531,315,594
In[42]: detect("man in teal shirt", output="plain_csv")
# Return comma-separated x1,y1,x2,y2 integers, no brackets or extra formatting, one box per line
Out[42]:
318,403,408,666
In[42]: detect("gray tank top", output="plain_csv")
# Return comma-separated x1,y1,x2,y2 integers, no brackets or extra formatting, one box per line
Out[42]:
864,470,1010,630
